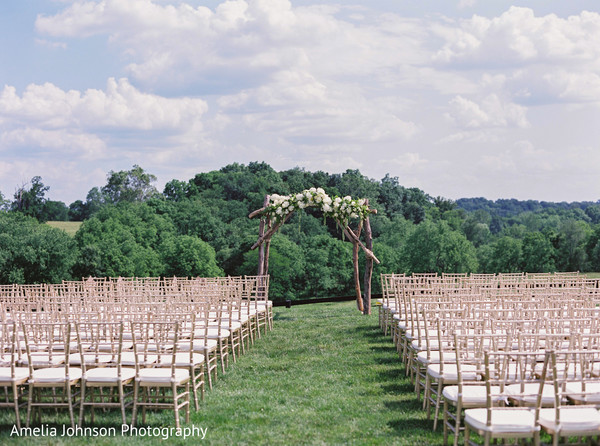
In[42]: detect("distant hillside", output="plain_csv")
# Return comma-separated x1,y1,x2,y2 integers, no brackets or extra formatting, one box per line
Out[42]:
456,197,600,218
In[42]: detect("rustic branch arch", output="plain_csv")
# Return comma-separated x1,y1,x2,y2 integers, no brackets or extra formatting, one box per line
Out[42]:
249,188,380,315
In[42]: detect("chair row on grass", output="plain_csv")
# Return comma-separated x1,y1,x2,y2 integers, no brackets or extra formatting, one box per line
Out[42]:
379,273,600,446
0,275,271,429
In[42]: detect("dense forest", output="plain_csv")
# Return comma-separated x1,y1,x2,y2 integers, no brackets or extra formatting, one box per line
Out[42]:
1,162,600,300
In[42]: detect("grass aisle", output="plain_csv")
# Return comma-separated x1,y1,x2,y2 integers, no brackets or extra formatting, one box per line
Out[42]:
0,301,443,445
201,301,442,445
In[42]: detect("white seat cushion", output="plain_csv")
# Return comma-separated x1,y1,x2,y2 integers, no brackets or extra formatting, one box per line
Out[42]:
138,368,189,384
84,367,136,383
69,353,113,366
31,367,82,383
0,367,29,383
178,339,218,352
465,408,538,434
506,383,556,406
427,364,479,382
565,382,600,404
538,407,600,431
21,353,65,366
120,352,157,366
157,353,205,367
417,351,456,365
443,385,502,405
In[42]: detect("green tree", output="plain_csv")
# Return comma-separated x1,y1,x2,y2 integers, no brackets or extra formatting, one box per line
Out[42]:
160,235,224,277
480,237,523,273
402,220,477,274
237,234,306,300
40,200,69,221
521,232,556,272
11,176,49,221
0,213,76,283
73,203,172,277
303,235,353,298
556,220,591,271
102,165,159,204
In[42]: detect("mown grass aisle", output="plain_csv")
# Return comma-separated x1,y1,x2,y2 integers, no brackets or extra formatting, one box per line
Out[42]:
0,301,444,445
199,301,442,445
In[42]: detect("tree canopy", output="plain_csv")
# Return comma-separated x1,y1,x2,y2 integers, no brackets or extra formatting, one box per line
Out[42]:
1,162,600,300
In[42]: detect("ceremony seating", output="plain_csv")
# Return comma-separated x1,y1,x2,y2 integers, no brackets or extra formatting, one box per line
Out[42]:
0,274,271,427
379,272,600,445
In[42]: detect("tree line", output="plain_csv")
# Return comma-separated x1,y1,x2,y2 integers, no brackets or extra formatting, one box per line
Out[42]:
1,162,600,300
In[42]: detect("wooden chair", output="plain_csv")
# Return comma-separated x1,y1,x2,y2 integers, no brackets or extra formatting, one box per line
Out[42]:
0,322,29,428
76,321,135,425
537,349,600,446
464,350,541,446
131,321,190,429
442,333,512,446
22,322,82,428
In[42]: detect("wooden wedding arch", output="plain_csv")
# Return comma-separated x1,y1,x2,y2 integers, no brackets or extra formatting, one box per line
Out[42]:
249,188,380,315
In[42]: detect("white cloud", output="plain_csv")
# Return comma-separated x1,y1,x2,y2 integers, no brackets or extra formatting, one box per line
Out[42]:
447,94,529,129
435,7,600,65
1,1,595,204
0,78,208,130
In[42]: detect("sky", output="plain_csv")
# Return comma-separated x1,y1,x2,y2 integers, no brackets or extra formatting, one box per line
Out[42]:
1,0,600,205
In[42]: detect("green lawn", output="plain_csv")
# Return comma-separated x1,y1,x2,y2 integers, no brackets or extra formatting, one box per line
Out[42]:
46,221,82,237
0,301,442,445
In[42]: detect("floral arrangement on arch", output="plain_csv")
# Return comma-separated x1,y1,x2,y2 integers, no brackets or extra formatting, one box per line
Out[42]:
265,187,370,227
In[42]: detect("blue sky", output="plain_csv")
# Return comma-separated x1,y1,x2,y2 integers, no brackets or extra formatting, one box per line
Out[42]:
1,0,600,204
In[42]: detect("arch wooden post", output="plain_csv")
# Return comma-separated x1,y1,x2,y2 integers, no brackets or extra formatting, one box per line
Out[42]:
362,201,374,315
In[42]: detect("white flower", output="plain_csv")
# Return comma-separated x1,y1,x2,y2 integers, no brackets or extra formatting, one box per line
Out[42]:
351,213,358,218
322,204,331,212
298,202,306,209
282,201,289,208
317,187,325,194
289,205,294,211
276,208,282,215
344,196,351,201
295,193,304,201
310,187,317,193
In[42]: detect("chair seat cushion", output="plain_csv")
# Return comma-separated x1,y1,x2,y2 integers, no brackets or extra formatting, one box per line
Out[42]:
157,353,205,367
417,351,456,365
538,407,600,432
21,353,65,367
69,353,113,366
464,408,538,434
506,383,556,406
120,352,157,366
31,367,82,383
0,367,29,383
84,367,136,383
565,382,600,404
443,385,502,405
427,364,479,382
138,368,189,384
178,339,218,352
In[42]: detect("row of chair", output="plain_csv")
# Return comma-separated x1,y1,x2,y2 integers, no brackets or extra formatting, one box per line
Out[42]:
0,275,271,429
379,273,600,446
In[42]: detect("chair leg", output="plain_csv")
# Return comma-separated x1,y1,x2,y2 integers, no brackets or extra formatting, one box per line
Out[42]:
12,382,21,430
66,382,75,429
79,381,87,425
118,382,127,425
131,381,139,427
172,383,180,429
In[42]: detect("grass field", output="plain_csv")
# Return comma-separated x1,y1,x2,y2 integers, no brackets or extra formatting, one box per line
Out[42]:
46,221,82,237
0,301,442,445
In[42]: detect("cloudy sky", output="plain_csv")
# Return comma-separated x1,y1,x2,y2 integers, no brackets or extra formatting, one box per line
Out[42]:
1,0,600,205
